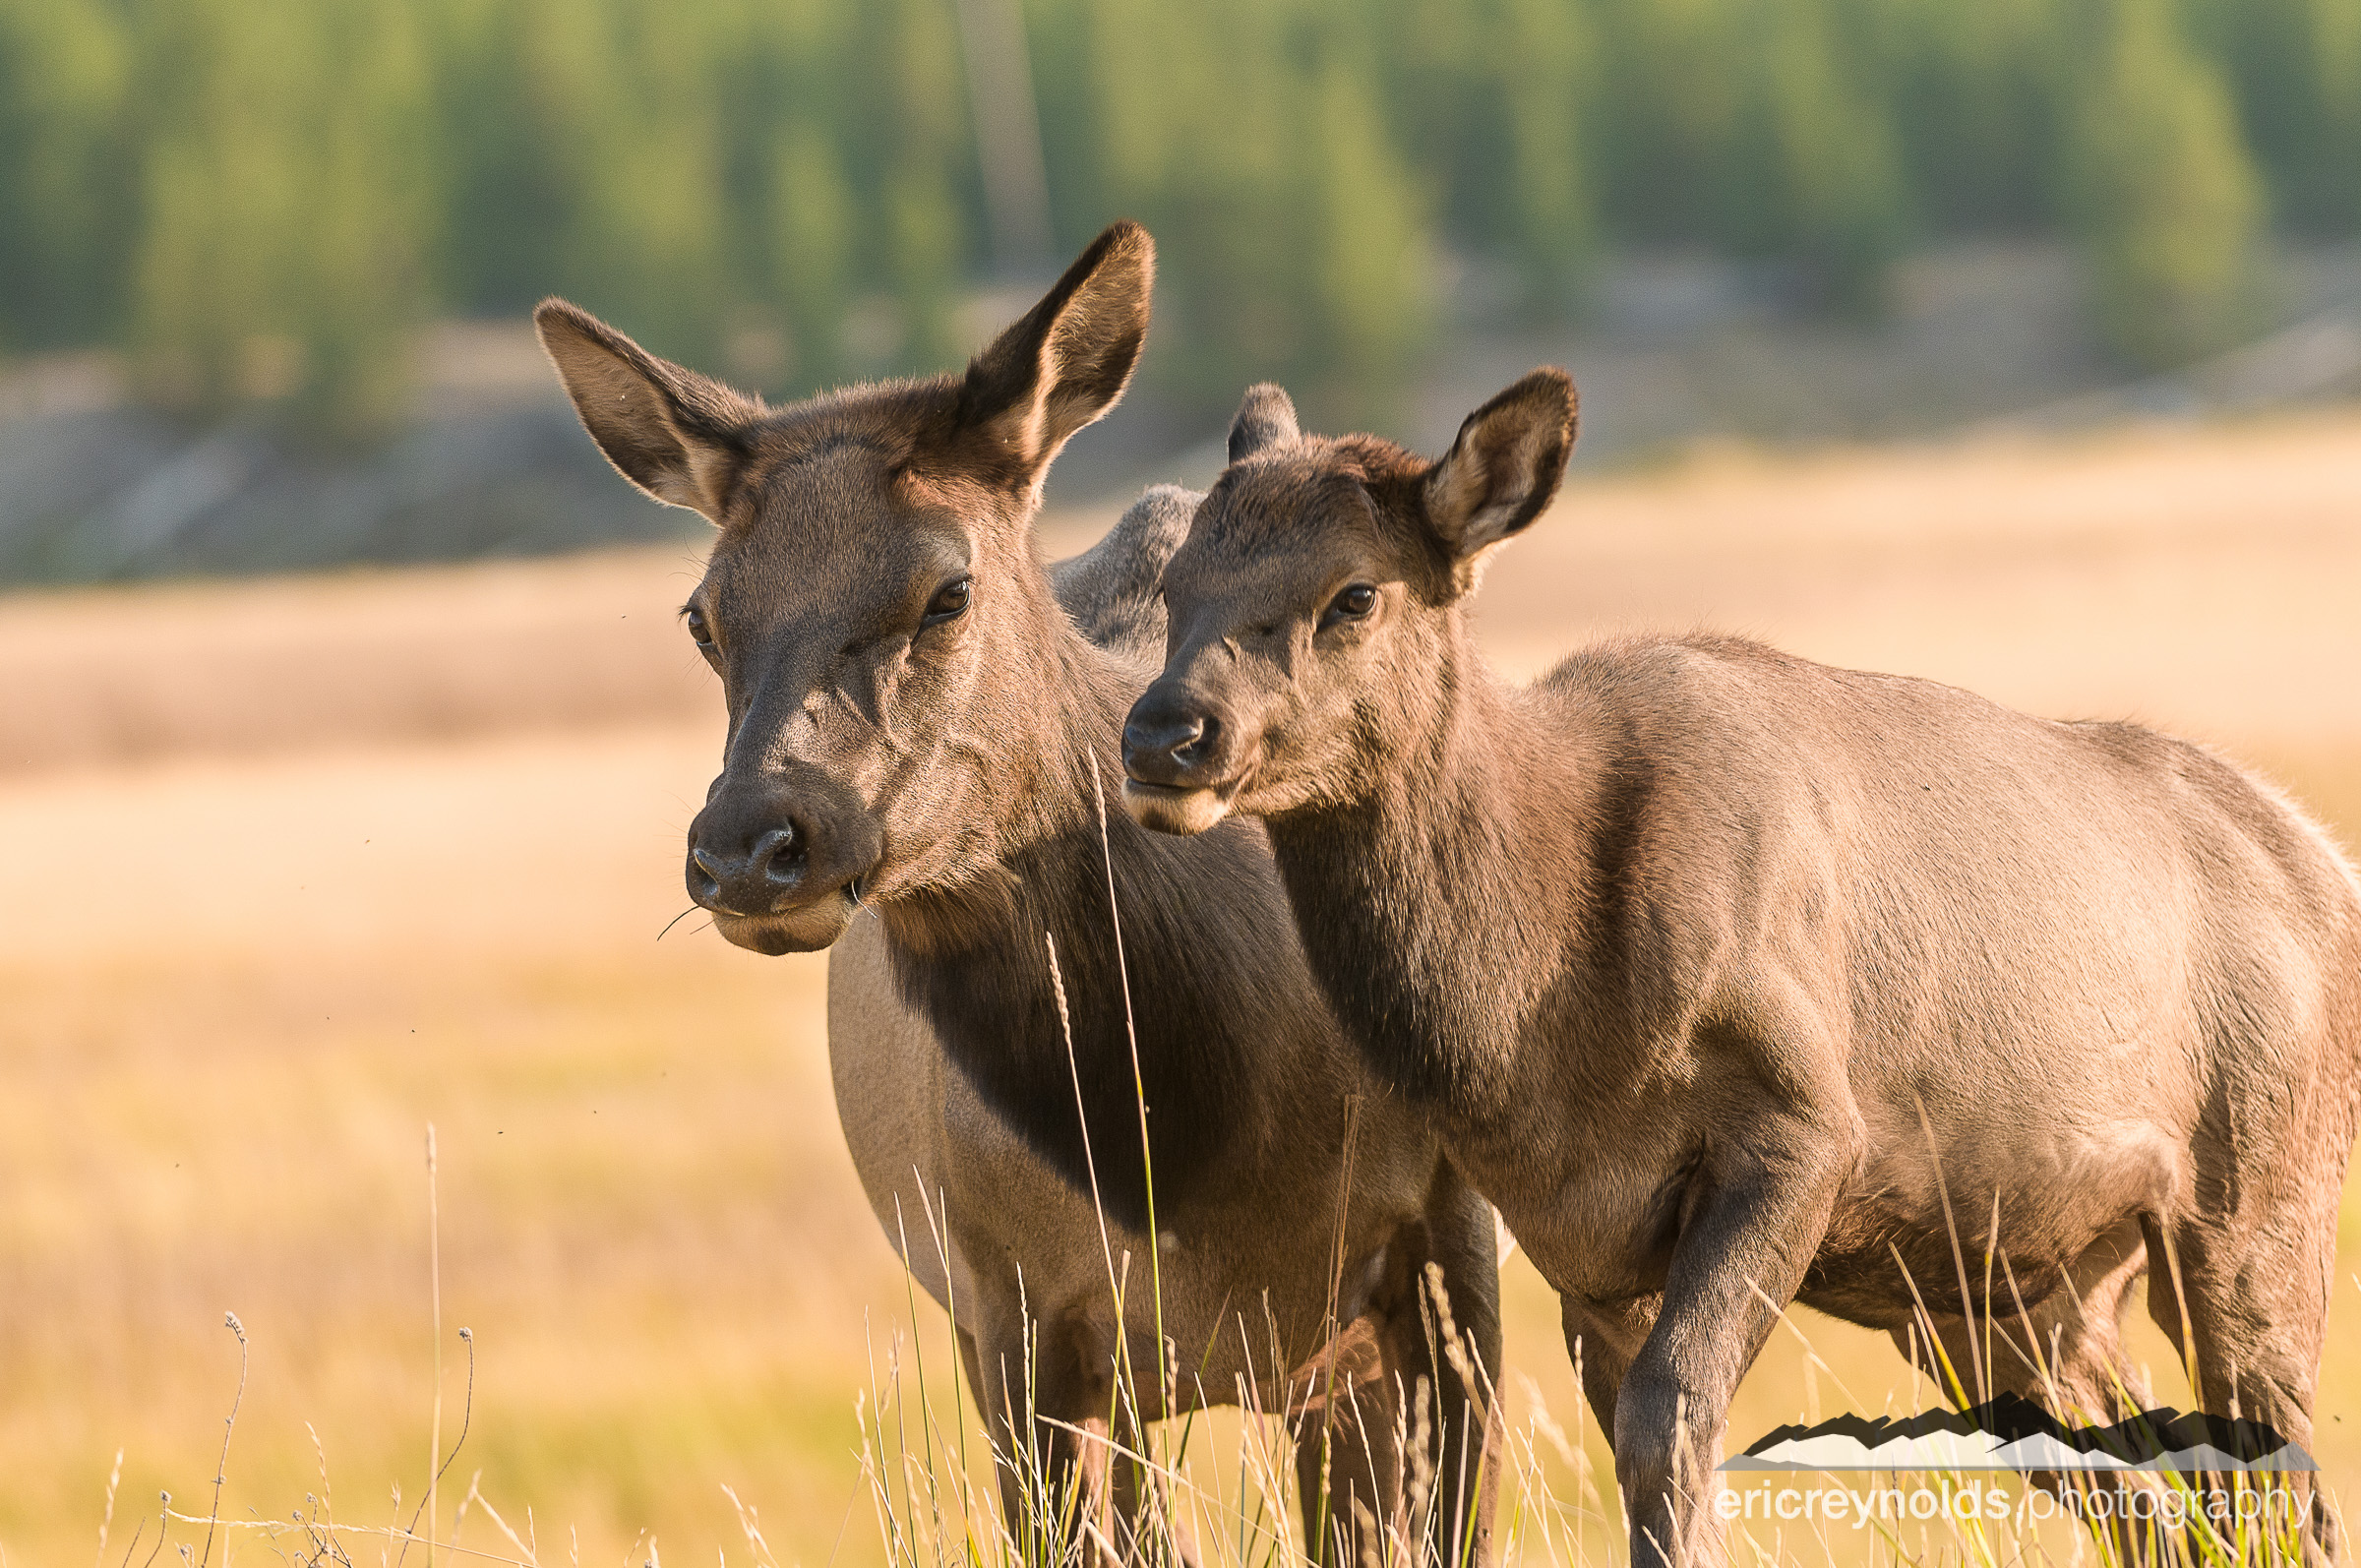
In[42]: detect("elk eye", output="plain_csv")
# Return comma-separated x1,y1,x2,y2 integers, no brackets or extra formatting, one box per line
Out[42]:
923,576,973,626
685,606,715,649
1321,582,1378,629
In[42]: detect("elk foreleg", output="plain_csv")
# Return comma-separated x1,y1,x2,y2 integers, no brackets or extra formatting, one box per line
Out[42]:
1615,1121,1854,1568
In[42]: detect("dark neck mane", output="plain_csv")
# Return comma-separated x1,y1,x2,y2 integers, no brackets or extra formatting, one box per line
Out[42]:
878,592,1303,1231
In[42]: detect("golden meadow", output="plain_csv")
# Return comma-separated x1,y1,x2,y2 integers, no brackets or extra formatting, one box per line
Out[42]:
5,416,2360,1565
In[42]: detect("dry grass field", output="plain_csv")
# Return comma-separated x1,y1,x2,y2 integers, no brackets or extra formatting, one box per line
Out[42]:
5,413,2360,1566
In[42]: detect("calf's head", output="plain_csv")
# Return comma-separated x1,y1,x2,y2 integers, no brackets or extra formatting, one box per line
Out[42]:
1123,370,1575,834
537,222,1153,951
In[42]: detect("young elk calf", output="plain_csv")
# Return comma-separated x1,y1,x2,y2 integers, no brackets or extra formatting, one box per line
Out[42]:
1123,376,2361,1566
536,226,1501,1567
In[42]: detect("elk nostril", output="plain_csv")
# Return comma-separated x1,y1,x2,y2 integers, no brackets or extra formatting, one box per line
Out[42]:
1176,712,1218,766
756,825,803,883
687,842,724,908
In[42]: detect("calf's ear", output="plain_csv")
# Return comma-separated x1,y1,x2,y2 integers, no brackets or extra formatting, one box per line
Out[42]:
1423,368,1577,590
1227,382,1300,462
946,219,1153,491
534,300,760,522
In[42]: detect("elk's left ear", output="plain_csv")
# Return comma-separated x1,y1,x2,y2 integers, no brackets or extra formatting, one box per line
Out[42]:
948,219,1154,491
1423,368,1577,590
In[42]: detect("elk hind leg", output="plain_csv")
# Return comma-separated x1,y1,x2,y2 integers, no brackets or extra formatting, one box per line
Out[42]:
2149,1199,2341,1564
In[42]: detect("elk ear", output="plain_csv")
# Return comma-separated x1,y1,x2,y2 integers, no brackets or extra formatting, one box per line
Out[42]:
1227,383,1300,462
534,299,760,522
948,220,1153,490
1423,368,1577,588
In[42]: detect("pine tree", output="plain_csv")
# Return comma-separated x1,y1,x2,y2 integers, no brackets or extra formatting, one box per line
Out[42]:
1383,0,1594,321
2064,0,2264,368
1755,0,1909,310
130,0,435,439
0,0,132,353
767,118,858,392
844,0,972,374
1886,0,2055,234
2187,0,2361,235
1299,40,1431,421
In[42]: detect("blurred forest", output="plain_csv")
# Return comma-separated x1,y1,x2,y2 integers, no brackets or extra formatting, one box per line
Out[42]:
1,0,2357,437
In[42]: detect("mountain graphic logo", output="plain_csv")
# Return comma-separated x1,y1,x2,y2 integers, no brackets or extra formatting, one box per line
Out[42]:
1724,1395,2317,1473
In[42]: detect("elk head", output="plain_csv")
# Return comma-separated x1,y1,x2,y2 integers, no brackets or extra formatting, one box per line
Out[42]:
538,222,1154,951
1123,370,1575,834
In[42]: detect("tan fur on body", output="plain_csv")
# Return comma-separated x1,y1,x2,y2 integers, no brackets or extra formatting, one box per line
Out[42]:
1124,376,2361,1566
537,226,1502,1566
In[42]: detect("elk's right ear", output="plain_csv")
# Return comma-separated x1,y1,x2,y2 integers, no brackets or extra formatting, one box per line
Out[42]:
945,220,1153,492
534,299,760,522
1226,383,1300,462
1423,368,1576,592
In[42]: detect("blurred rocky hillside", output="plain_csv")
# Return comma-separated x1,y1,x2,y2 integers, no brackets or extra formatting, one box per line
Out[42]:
4,241,2357,588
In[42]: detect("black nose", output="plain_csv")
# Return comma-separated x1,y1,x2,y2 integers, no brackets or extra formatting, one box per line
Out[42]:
1123,690,1220,786
689,821,807,914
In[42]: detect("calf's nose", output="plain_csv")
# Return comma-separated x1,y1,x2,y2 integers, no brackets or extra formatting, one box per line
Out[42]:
689,821,807,914
1122,690,1222,786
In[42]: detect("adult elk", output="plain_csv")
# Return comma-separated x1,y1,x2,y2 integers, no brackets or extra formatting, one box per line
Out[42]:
535,225,1501,1566
1122,375,2361,1565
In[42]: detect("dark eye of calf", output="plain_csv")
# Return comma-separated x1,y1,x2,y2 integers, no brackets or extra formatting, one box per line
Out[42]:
924,576,973,627
1320,582,1377,630
685,605,715,651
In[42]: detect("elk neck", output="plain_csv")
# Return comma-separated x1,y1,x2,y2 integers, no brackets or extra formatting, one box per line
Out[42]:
1264,619,1625,1120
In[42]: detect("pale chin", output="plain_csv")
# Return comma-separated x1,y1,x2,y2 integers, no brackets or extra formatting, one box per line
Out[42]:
1121,779,1236,836
711,892,860,954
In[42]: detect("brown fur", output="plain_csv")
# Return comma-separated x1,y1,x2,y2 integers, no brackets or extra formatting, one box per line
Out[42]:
536,226,1503,1565
1124,376,2361,1566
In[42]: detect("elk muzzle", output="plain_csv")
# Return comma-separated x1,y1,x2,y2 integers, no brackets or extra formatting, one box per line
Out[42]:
1121,680,1247,835
687,764,882,953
